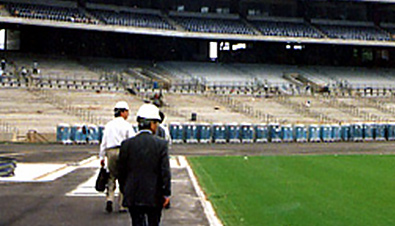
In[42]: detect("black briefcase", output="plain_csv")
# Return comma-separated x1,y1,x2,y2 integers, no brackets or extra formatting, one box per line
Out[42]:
95,167,109,192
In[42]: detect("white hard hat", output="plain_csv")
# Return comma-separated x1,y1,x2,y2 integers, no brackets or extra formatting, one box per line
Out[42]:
136,103,161,121
114,101,129,110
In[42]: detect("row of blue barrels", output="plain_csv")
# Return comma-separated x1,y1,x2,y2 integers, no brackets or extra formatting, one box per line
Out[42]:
0,157,17,177
169,122,395,144
57,122,395,144
57,124,103,144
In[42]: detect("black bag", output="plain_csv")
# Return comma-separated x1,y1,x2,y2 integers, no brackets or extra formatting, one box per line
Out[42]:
95,167,109,192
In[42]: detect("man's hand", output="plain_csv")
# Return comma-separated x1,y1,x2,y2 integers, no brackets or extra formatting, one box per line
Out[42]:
100,159,105,167
163,196,170,208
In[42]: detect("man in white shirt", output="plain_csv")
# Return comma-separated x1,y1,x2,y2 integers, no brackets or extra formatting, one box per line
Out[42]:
100,101,136,213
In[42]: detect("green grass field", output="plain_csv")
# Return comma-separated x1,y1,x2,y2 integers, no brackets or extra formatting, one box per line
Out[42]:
188,155,395,226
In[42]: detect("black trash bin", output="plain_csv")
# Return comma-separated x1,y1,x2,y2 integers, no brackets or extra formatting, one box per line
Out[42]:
191,112,197,121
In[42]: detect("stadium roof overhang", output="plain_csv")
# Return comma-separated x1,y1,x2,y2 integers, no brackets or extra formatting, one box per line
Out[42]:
1,16,395,47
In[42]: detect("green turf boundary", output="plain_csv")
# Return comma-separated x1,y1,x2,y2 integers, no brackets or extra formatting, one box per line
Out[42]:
188,155,395,226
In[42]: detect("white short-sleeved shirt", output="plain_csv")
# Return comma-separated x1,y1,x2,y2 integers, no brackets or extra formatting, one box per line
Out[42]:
99,117,136,158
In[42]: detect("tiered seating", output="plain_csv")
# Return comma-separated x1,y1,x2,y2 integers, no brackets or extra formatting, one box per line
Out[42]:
286,96,361,122
5,54,102,80
164,93,259,123
311,66,395,88
172,16,255,35
234,96,317,124
315,23,390,41
164,62,256,87
251,20,322,38
158,62,195,83
7,3,97,24
232,64,292,85
335,97,394,120
45,89,143,124
0,88,83,134
90,9,175,30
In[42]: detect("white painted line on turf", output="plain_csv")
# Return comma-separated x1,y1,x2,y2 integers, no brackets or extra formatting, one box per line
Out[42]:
179,156,223,226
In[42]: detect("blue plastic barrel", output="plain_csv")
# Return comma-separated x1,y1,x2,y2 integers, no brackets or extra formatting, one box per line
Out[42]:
363,123,374,141
169,122,184,143
255,124,268,143
308,124,321,142
320,124,332,142
269,123,282,143
351,123,363,142
281,124,294,142
375,123,386,141
198,123,212,143
227,123,241,143
87,124,99,144
153,81,159,89
294,124,307,143
331,124,341,142
240,123,254,143
71,124,87,144
184,123,198,143
213,123,227,143
341,124,351,141
56,123,71,145
387,123,395,141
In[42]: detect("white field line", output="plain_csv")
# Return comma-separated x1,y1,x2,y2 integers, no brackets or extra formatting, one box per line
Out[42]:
178,156,223,226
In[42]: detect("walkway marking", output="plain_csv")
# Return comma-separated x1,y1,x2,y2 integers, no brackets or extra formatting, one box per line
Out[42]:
66,156,182,197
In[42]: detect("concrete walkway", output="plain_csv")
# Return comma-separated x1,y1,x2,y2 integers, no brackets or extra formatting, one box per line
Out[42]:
0,153,214,226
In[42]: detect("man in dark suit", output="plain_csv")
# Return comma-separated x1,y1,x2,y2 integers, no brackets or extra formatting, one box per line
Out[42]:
118,103,171,226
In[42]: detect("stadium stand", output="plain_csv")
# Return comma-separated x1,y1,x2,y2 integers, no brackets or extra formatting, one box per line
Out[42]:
89,8,175,30
233,95,317,124
159,61,261,91
1,1,394,44
170,12,256,35
42,89,143,124
163,93,259,123
6,2,98,24
0,88,84,135
304,66,395,89
312,19,390,41
249,17,323,38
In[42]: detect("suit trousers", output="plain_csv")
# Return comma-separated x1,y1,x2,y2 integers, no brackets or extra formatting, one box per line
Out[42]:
105,148,124,208
128,206,162,226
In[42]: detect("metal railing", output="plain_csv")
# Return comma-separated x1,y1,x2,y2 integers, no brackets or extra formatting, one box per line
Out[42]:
204,92,281,123
318,95,384,122
274,95,336,123
29,88,105,125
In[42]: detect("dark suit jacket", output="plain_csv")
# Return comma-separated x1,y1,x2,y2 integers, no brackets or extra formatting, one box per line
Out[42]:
118,131,171,208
